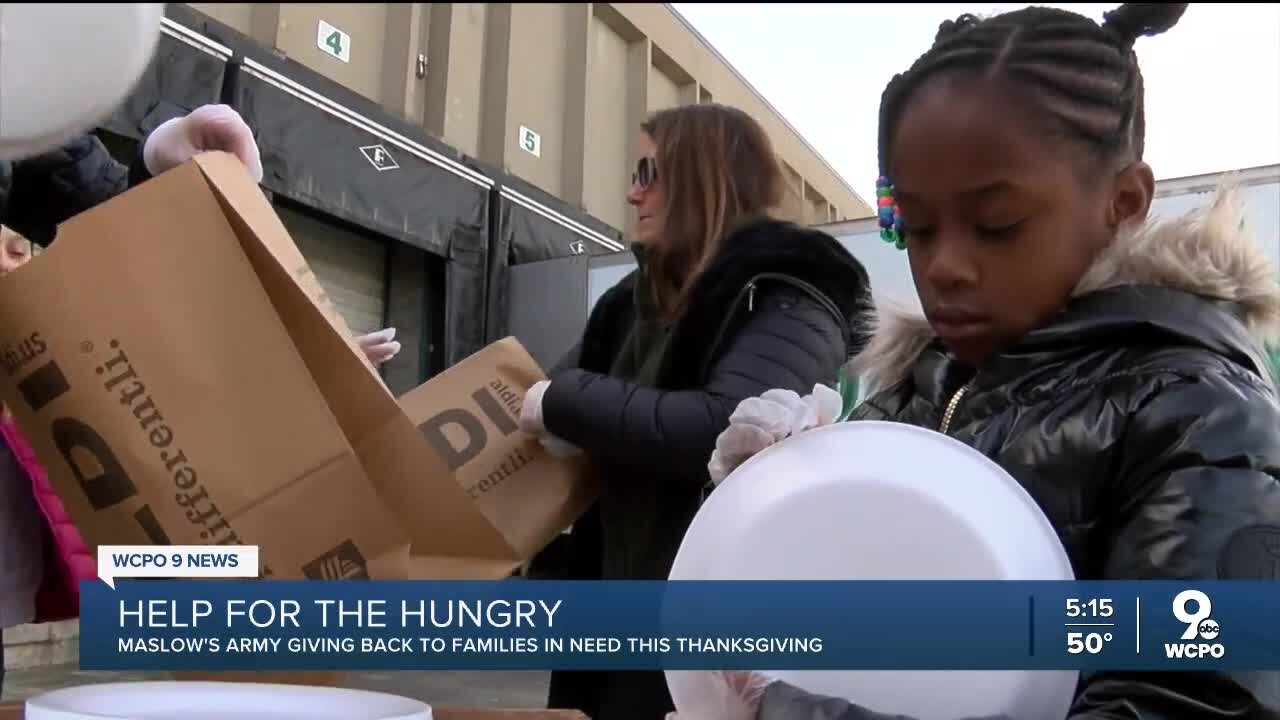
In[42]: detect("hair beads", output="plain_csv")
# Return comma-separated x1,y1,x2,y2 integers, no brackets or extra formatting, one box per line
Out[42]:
872,5,1187,256
876,176,905,250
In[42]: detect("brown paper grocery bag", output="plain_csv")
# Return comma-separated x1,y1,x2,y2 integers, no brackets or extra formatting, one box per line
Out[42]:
186,154,597,578
391,337,598,578
0,152,595,681
0,155,410,583
0,156,412,686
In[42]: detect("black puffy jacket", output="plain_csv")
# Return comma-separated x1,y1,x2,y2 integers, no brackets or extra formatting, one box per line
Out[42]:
540,217,872,720
0,135,148,246
759,191,1280,719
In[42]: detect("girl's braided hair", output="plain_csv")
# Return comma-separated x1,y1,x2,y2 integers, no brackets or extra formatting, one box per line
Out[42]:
877,3,1189,177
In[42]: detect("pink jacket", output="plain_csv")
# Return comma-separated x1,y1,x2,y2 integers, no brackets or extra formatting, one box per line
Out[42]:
0,415,92,623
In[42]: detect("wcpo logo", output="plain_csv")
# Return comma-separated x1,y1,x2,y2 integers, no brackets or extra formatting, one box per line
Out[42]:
1165,589,1225,659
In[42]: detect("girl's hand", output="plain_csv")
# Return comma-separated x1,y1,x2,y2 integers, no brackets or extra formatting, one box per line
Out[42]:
708,384,843,485
356,328,401,365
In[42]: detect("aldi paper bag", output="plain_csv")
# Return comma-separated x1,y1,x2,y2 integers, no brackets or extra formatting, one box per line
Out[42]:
392,337,597,578
0,155,410,583
0,151,593,585
182,154,597,578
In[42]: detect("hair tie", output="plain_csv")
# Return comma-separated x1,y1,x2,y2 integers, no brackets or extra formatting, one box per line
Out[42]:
876,176,905,250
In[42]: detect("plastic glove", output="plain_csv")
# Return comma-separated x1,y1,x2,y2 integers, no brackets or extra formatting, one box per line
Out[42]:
538,433,583,459
519,380,550,434
804,383,844,427
518,381,583,457
665,671,774,720
356,327,402,366
707,384,843,486
143,104,264,182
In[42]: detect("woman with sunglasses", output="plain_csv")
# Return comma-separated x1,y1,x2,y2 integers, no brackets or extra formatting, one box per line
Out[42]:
519,102,874,720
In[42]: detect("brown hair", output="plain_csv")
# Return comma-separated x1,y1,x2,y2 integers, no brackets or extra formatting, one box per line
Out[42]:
640,103,785,322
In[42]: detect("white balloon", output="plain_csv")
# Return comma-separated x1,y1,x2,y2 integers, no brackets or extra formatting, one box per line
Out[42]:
667,421,1079,720
0,3,165,160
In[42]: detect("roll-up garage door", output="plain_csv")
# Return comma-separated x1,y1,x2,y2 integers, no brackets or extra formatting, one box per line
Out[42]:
275,203,389,338
230,39,494,367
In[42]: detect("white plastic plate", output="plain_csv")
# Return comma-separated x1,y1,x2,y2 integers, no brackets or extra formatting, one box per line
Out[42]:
25,681,432,720
666,421,1078,720
0,3,165,160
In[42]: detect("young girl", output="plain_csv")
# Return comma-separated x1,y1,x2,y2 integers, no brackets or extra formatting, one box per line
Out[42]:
699,3,1280,719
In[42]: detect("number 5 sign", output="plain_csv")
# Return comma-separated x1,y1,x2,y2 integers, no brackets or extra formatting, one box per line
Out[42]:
518,126,542,158
317,20,351,64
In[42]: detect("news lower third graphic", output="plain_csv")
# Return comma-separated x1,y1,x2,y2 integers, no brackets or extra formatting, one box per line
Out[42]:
98,545,259,589
83,546,1280,672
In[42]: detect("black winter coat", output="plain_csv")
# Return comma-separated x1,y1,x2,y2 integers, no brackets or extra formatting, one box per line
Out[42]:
540,217,873,720
760,191,1280,719
0,135,149,246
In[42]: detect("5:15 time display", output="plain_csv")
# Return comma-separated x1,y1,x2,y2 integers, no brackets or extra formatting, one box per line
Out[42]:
1066,598,1114,618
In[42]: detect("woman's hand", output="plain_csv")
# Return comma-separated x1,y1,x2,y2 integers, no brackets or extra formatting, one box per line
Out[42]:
707,384,843,485
520,381,583,458
356,328,402,365
143,104,263,181
520,380,551,434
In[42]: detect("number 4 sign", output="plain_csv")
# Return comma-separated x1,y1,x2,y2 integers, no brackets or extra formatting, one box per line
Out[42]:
317,20,351,64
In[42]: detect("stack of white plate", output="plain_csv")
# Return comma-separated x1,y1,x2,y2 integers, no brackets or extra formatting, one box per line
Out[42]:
25,682,432,720
666,421,1078,720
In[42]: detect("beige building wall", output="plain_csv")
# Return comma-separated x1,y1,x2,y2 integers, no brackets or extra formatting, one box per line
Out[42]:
424,3,486,157
276,4,390,102
181,2,871,234
500,4,572,197
648,66,682,112
187,2,253,33
585,13,636,231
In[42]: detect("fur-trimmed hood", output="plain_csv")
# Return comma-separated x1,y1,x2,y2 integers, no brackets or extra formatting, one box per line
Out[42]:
852,187,1280,395
669,217,871,345
578,217,871,385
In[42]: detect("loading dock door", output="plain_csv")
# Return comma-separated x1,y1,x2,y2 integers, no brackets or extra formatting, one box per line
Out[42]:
233,48,493,367
275,203,389,338
507,251,635,372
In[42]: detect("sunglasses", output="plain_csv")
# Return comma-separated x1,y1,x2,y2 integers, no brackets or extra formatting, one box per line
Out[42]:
632,157,658,190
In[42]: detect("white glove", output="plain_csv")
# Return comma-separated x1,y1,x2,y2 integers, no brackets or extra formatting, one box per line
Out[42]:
707,384,842,486
143,104,264,182
538,433,583,459
666,671,775,720
519,380,550,434
356,327,402,365
519,381,583,458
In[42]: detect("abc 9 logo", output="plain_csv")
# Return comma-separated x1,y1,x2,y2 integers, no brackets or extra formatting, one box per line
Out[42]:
1173,589,1220,641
